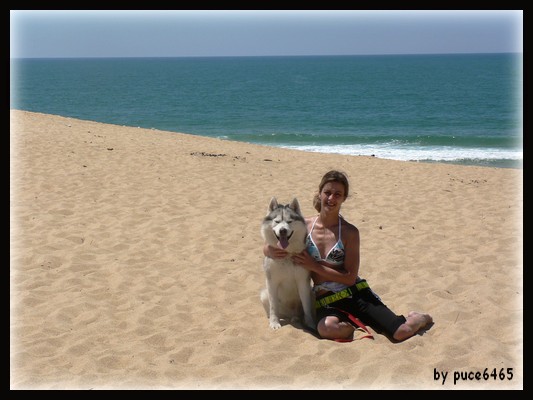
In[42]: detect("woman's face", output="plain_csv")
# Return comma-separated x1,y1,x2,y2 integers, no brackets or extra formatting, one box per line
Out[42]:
320,181,346,212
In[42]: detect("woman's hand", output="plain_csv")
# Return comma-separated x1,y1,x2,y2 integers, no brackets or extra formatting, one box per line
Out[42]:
264,244,288,259
291,250,318,271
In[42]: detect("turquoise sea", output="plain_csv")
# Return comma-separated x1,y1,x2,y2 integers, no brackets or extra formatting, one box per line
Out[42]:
10,53,523,168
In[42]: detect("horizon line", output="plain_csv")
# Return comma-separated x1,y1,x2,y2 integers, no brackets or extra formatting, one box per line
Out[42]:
10,51,522,60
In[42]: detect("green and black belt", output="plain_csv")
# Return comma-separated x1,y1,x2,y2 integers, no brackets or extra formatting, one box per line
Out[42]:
315,280,369,309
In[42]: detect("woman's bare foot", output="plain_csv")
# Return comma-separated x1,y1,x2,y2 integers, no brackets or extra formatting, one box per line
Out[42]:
408,311,433,329
393,311,433,341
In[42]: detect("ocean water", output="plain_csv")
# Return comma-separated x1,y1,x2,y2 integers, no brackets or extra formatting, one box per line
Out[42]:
10,54,523,168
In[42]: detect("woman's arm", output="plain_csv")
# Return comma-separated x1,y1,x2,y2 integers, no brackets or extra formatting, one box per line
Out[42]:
263,244,288,259
341,224,360,283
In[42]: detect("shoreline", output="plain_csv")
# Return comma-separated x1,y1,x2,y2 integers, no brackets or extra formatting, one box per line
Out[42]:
12,108,522,171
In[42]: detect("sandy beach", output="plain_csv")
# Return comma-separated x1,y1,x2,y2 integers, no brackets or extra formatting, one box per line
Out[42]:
10,109,523,390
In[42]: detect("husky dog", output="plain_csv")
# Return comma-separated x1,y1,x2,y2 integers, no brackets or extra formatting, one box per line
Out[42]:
260,197,315,330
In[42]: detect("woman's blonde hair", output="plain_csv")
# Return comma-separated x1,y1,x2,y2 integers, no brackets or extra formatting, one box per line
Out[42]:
313,170,350,212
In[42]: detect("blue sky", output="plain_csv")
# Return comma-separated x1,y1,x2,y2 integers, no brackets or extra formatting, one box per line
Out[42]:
10,10,523,58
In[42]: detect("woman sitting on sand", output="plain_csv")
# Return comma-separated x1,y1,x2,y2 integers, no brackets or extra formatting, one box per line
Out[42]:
264,170,433,342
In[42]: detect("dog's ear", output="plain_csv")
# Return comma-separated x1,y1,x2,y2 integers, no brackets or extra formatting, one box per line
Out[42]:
289,198,301,215
268,197,279,213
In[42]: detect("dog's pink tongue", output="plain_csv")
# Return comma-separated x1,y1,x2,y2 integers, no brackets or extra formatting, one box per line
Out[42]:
278,236,289,249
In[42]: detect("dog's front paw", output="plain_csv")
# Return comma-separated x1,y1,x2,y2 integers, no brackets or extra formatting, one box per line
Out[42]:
269,317,282,330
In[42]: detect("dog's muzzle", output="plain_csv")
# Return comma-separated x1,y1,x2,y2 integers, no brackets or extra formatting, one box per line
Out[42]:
276,229,293,249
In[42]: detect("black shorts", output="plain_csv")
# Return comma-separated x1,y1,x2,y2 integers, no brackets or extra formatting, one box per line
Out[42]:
316,279,406,338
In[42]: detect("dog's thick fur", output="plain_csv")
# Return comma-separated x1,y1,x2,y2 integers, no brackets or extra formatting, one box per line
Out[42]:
260,197,315,329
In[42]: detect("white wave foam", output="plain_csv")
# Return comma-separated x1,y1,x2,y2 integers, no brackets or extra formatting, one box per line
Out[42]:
281,144,523,163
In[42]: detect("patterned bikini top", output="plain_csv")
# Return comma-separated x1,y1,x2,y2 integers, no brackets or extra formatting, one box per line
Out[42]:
305,216,345,266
